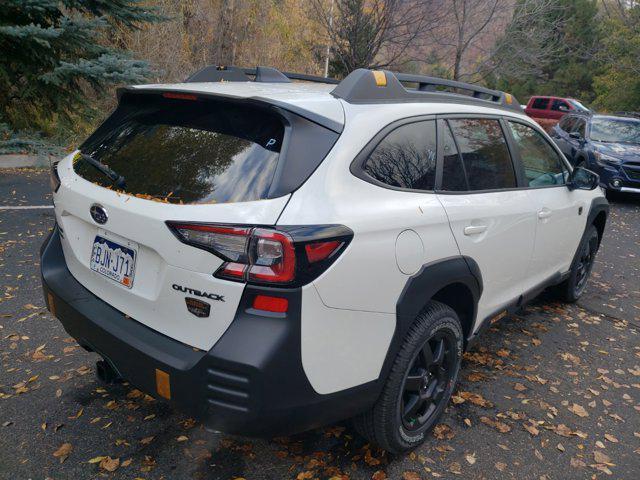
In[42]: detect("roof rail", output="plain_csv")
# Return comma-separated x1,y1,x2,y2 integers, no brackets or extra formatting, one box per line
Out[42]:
331,69,522,112
185,65,340,85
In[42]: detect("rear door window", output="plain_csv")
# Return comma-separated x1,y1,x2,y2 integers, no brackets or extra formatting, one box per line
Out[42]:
531,98,549,110
363,120,437,190
447,119,517,191
77,95,285,204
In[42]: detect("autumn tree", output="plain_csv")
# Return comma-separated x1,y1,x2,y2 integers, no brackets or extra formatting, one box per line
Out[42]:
311,0,443,77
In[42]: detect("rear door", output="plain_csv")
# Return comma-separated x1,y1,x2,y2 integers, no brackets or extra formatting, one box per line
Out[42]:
436,117,537,324
53,93,336,350
526,97,550,120
505,120,585,282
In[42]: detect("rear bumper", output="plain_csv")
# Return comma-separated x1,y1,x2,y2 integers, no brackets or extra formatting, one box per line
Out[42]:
41,226,377,436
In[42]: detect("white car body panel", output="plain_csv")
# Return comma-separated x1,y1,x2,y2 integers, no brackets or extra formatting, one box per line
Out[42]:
54,152,290,351
300,285,395,394
50,79,605,395
436,190,537,323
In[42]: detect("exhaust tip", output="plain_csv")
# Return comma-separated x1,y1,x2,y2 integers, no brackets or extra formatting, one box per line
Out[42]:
96,359,123,384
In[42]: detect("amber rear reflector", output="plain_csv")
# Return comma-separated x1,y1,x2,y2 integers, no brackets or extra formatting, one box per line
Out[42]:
372,71,387,87
47,292,56,317
155,369,171,399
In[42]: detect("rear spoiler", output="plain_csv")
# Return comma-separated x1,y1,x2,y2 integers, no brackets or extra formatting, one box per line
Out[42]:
116,86,345,134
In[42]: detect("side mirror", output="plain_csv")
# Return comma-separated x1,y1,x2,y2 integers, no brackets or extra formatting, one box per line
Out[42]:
558,105,569,112
568,167,599,191
569,131,583,140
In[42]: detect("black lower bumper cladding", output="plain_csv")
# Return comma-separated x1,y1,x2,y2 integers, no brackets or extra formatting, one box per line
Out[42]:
40,226,377,436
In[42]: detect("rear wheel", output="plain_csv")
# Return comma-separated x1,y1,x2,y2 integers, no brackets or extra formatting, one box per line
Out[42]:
353,301,463,453
557,225,599,302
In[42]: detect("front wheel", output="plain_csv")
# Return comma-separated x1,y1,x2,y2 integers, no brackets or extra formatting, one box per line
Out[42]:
353,301,463,453
556,225,599,302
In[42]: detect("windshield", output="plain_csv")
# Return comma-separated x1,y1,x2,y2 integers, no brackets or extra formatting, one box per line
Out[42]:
77,94,285,204
568,99,589,112
590,118,640,144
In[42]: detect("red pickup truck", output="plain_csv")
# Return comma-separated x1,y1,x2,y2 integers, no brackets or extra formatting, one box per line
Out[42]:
524,96,590,131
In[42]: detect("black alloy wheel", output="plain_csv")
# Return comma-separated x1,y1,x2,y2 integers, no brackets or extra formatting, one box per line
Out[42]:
574,229,599,296
401,332,456,431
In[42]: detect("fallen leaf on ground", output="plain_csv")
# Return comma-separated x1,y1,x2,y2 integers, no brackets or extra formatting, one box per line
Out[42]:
402,472,421,480
433,423,455,440
53,443,72,463
593,451,613,465
568,403,589,418
100,456,120,472
481,416,511,433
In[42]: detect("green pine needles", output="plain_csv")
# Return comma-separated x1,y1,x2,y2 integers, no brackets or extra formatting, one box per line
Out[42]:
0,0,162,135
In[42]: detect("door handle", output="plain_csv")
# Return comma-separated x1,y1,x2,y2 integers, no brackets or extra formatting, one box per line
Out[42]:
538,208,552,219
464,225,487,236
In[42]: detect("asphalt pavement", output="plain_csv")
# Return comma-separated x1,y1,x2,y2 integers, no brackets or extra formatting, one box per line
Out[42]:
0,168,638,480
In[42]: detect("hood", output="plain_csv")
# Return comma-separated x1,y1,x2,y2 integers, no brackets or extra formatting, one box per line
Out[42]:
593,142,640,162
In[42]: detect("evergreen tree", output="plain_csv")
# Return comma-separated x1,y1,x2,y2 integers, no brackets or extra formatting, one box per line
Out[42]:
0,0,161,133
593,4,640,111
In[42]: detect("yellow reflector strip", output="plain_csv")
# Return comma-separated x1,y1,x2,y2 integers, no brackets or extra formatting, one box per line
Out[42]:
155,369,171,400
504,93,513,104
47,292,56,317
372,71,387,87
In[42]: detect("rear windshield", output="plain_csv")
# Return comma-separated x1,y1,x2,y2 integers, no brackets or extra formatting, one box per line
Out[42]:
77,94,285,204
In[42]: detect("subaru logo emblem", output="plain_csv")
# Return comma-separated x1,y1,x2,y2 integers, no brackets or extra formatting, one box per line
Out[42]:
90,204,108,224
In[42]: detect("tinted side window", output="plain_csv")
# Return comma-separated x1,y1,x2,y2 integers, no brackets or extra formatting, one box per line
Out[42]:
508,122,566,187
363,121,437,190
448,119,516,191
531,98,549,110
441,123,468,191
559,116,576,132
573,118,586,137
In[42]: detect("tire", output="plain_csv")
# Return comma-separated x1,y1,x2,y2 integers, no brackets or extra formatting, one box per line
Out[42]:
556,224,600,303
353,301,463,453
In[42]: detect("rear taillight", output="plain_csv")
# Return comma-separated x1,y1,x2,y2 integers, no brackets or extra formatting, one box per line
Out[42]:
167,222,352,287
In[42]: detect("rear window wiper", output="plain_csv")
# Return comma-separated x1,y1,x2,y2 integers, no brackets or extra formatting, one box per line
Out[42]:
77,153,126,189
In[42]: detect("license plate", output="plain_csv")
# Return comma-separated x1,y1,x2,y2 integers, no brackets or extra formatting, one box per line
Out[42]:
90,235,137,288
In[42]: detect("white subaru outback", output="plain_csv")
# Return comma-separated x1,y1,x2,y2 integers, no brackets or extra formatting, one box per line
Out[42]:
41,66,609,453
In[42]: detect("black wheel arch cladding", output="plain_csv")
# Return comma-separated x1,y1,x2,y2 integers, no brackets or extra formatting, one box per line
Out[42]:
376,256,482,385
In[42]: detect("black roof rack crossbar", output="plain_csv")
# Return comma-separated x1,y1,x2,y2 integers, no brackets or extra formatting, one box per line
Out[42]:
331,69,522,112
185,65,339,85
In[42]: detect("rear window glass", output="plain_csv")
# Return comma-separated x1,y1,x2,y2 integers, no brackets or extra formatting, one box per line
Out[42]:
77,95,285,204
363,120,437,190
530,98,549,110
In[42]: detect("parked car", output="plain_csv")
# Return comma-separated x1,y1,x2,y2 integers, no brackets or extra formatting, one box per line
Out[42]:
550,113,640,194
525,95,590,131
40,66,608,453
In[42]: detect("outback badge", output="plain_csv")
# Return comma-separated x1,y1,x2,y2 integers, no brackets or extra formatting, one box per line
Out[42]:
185,297,210,318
